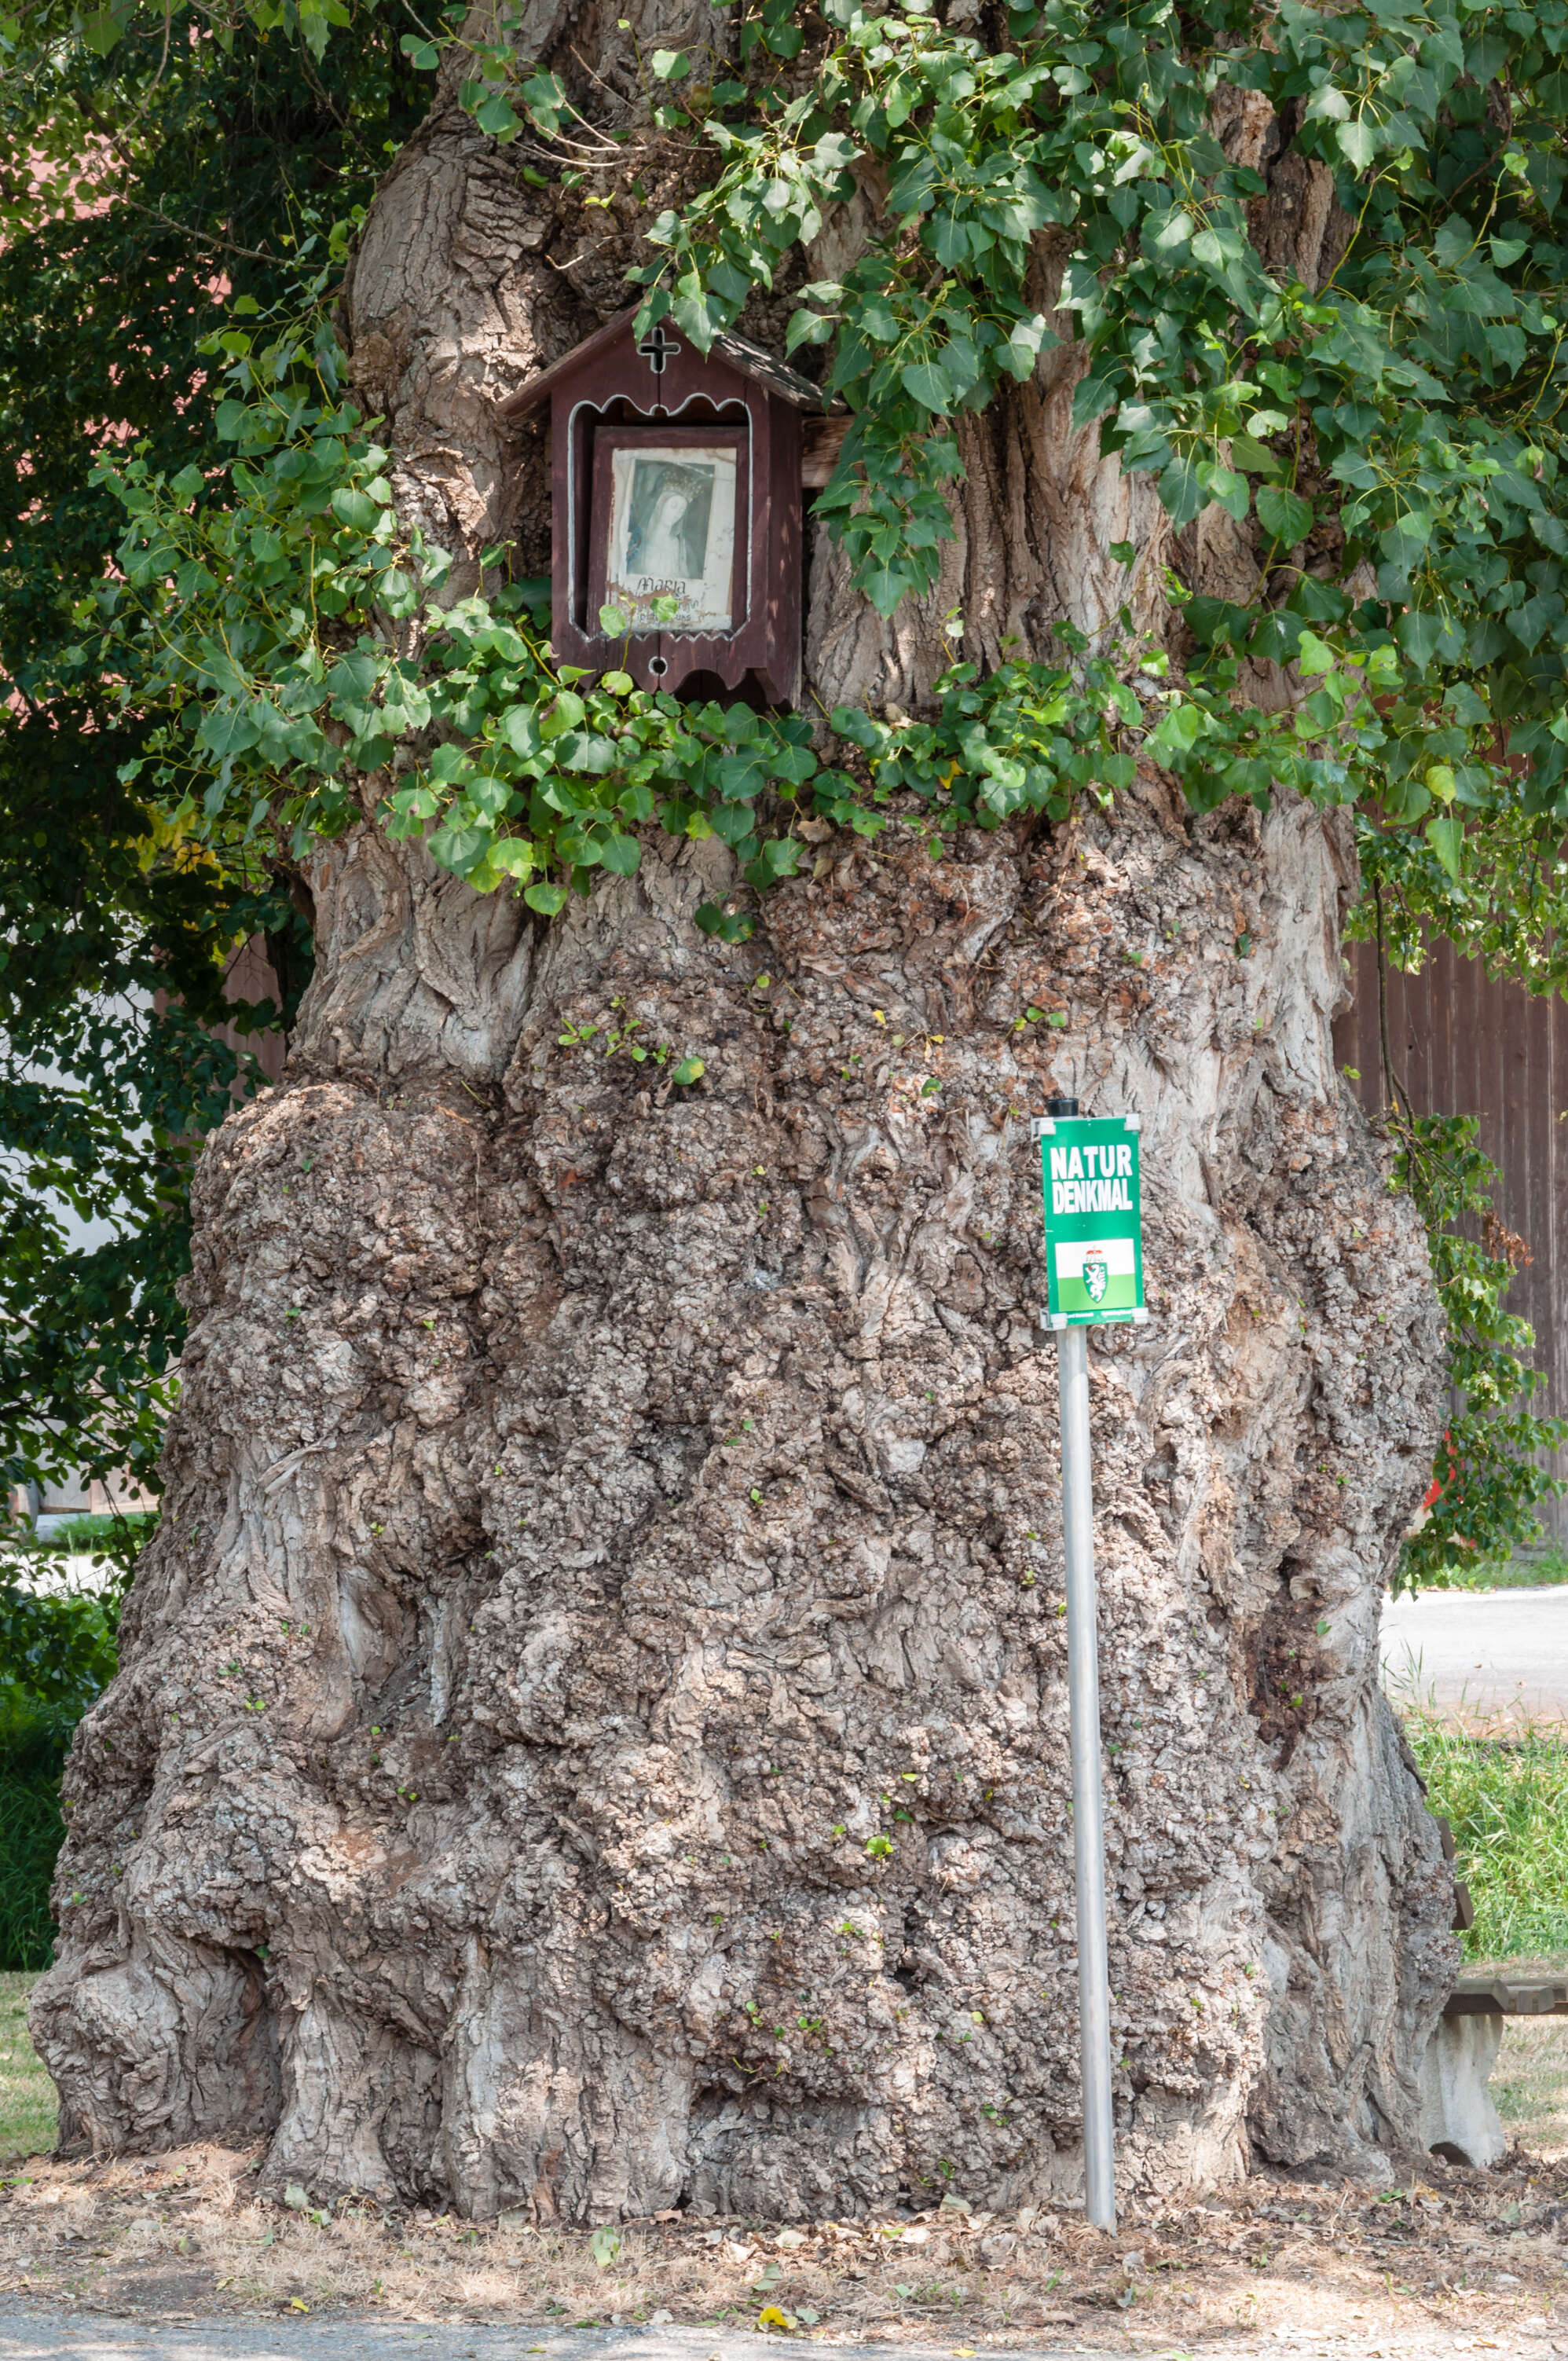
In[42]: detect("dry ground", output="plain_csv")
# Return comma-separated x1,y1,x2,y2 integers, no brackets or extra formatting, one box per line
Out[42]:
0,2133,1563,2351
0,1978,1563,2350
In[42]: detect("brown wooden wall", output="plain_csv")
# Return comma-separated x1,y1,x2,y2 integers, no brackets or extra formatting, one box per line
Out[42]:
218,936,288,1085
1333,939,1568,1538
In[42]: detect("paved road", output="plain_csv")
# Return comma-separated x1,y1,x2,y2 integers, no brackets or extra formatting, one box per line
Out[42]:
0,2308,1515,2361
1380,1583,1568,1722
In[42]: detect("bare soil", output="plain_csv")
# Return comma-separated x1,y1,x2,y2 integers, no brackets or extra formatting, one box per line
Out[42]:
0,2139,1564,2351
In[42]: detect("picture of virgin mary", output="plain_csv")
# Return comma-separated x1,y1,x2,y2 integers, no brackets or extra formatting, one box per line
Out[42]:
625,460,714,582
605,440,738,633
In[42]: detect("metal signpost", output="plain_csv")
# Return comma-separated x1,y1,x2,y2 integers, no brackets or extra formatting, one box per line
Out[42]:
1031,1096,1147,2234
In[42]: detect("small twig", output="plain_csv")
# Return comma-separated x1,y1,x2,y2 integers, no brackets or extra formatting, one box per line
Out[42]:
518,122,641,164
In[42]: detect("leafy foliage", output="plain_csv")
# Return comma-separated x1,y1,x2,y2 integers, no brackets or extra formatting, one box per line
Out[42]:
0,0,419,1513
53,0,1568,951
75,317,1449,921
14,0,1568,1570
0,1578,118,1721
0,706,298,1505
1394,1113,1566,1589
619,0,1568,695
620,0,1568,995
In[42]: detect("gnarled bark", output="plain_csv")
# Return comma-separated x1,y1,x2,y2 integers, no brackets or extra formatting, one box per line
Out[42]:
34,781,1454,2214
33,46,1455,2217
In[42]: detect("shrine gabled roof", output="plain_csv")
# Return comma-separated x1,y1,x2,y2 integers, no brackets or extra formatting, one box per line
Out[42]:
496,303,826,417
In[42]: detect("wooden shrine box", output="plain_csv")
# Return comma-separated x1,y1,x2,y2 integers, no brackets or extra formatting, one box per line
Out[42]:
498,306,824,706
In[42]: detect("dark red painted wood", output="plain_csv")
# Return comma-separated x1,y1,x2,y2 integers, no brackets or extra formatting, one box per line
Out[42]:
500,309,816,706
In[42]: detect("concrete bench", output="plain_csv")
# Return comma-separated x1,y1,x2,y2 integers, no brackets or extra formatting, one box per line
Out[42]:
1419,1976,1568,2168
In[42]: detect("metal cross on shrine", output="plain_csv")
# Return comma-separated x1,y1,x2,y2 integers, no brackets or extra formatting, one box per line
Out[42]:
638,322,681,375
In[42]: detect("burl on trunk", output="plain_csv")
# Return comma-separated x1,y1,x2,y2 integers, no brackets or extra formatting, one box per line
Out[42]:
32,31,1455,2217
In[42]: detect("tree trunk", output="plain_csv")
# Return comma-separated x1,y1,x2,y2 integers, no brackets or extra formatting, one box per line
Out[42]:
31,39,1459,2216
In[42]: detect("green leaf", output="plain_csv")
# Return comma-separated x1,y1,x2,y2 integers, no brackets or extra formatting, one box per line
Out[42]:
1156,456,1207,527
1335,119,1377,171
928,212,973,268
650,47,688,77
1256,485,1313,546
744,838,803,889
769,742,817,785
1070,376,1119,431
599,832,641,876
198,706,261,758
900,361,951,414
670,1056,705,1085
519,71,566,133
473,93,521,139
1201,462,1250,524
599,603,629,636
786,310,835,353
331,489,382,533
1150,207,1195,252
429,821,491,875
859,559,918,616
694,902,754,941
327,651,382,704
486,840,536,880
79,9,123,53
525,882,569,915
830,706,882,751
1397,607,1445,669
1425,814,1464,880
1229,433,1280,479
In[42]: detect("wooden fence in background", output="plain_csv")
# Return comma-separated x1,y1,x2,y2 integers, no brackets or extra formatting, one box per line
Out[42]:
1333,939,1568,1539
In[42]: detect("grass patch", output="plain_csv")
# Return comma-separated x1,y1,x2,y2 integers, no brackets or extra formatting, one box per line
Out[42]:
1405,1707,1568,1956
0,1974,54,2161
1434,1544,1568,1591
35,1511,155,1555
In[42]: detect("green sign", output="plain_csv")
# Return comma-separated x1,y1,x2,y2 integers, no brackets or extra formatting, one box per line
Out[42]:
1036,1113,1146,1329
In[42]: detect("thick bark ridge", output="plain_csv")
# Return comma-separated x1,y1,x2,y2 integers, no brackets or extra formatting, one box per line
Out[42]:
32,58,1456,2215
35,786,1454,2216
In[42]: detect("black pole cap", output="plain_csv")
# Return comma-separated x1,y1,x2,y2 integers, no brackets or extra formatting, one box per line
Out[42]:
1046,1096,1080,1116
